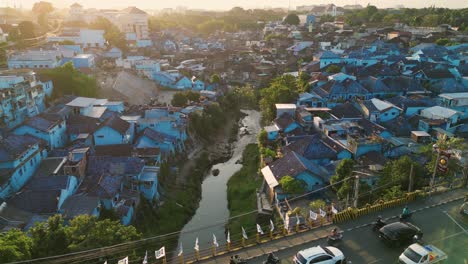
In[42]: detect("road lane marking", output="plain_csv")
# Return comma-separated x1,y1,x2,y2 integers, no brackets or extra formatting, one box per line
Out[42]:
443,211,467,233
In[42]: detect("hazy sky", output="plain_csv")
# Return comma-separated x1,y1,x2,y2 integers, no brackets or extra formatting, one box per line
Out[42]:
2,0,467,10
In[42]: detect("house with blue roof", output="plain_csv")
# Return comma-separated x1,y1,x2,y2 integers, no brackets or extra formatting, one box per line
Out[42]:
94,115,132,146
135,128,177,158
14,113,67,149
297,92,325,107
283,135,352,165
261,151,330,201
386,95,436,117
0,134,47,200
6,175,78,215
137,108,187,143
273,113,301,134
439,92,468,119
312,77,370,106
418,106,462,133
357,98,402,123
317,51,342,69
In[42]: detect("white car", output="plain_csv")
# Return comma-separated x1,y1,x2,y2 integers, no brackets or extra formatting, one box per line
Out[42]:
293,246,346,264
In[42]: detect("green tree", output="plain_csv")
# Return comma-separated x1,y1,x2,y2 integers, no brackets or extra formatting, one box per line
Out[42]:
90,17,128,52
320,14,335,23
18,21,36,39
296,72,310,93
0,229,33,262
325,65,342,74
40,62,98,98
284,13,300,25
330,159,355,200
309,199,326,210
171,92,188,107
379,156,424,192
32,2,54,31
30,215,68,258
210,74,221,84
258,129,268,147
66,215,141,252
259,75,299,123
186,90,201,102
279,175,305,194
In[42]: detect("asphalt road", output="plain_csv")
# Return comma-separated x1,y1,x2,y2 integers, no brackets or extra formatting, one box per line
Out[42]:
249,199,467,264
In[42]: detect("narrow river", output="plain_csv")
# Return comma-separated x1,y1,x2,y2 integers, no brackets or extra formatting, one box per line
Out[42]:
178,110,261,254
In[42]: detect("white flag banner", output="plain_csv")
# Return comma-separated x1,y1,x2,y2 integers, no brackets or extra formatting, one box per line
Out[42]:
177,242,183,256
242,227,248,239
104,262,107,264
331,205,338,214
227,231,231,243
155,247,166,259
142,251,148,264
270,219,275,232
319,208,326,217
194,237,199,251
296,214,301,226
118,257,129,264
256,224,264,235
213,234,219,247
310,210,318,220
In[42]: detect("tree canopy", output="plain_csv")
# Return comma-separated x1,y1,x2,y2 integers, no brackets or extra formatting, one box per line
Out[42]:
89,17,128,52
279,176,305,194
259,75,299,123
283,13,300,25
40,62,98,99
0,214,141,262
330,159,355,200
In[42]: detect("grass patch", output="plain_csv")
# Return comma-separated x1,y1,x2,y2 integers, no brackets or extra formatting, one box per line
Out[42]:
227,144,262,233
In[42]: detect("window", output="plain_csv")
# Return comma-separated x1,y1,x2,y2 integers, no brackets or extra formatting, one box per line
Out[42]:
392,112,396,115
384,113,388,116
30,159,34,166
310,255,332,263
144,182,152,188
97,135,104,138
19,167,23,176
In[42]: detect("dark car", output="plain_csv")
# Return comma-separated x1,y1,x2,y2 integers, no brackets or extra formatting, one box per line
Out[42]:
378,222,423,247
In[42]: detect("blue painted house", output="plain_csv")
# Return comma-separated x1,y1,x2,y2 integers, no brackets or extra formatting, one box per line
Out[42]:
273,113,301,134
135,128,177,157
283,135,352,165
14,113,67,149
0,134,47,200
312,77,370,106
94,115,132,146
357,98,402,123
317,51,342,69
6,175,78,214
264,125,280,141
261,151,330,201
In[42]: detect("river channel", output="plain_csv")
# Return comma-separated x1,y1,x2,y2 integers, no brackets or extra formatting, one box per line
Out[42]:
178,110,261,254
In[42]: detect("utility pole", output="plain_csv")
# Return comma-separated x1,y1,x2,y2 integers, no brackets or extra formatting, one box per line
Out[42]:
408,164,414,192
353,176,360,208
430,150,440,192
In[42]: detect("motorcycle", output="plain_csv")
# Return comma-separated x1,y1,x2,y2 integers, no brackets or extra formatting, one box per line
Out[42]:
263,253,280,264
327,231,343,247
230,255,247,264
399,212,412,221
372,220,386,232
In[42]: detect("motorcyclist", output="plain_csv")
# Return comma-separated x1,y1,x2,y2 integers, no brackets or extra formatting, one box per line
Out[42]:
331,228,338,238
266,253,278,264
376,215,384,225
402,206,410,217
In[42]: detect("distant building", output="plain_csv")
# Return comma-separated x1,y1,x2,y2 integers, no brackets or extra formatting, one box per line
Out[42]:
8,50,62,69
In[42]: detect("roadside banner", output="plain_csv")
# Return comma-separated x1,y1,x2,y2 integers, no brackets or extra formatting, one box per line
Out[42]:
256,224,264,235
177,242,183,256
319,208,326,217
310,210,318,220
118,257,128,264
331,205,338,214
142,251,148,264
227,231,231,243
242,227,248,239
155,247,166,259
270,219,275,232
194,237,199,251
213,234,219,247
